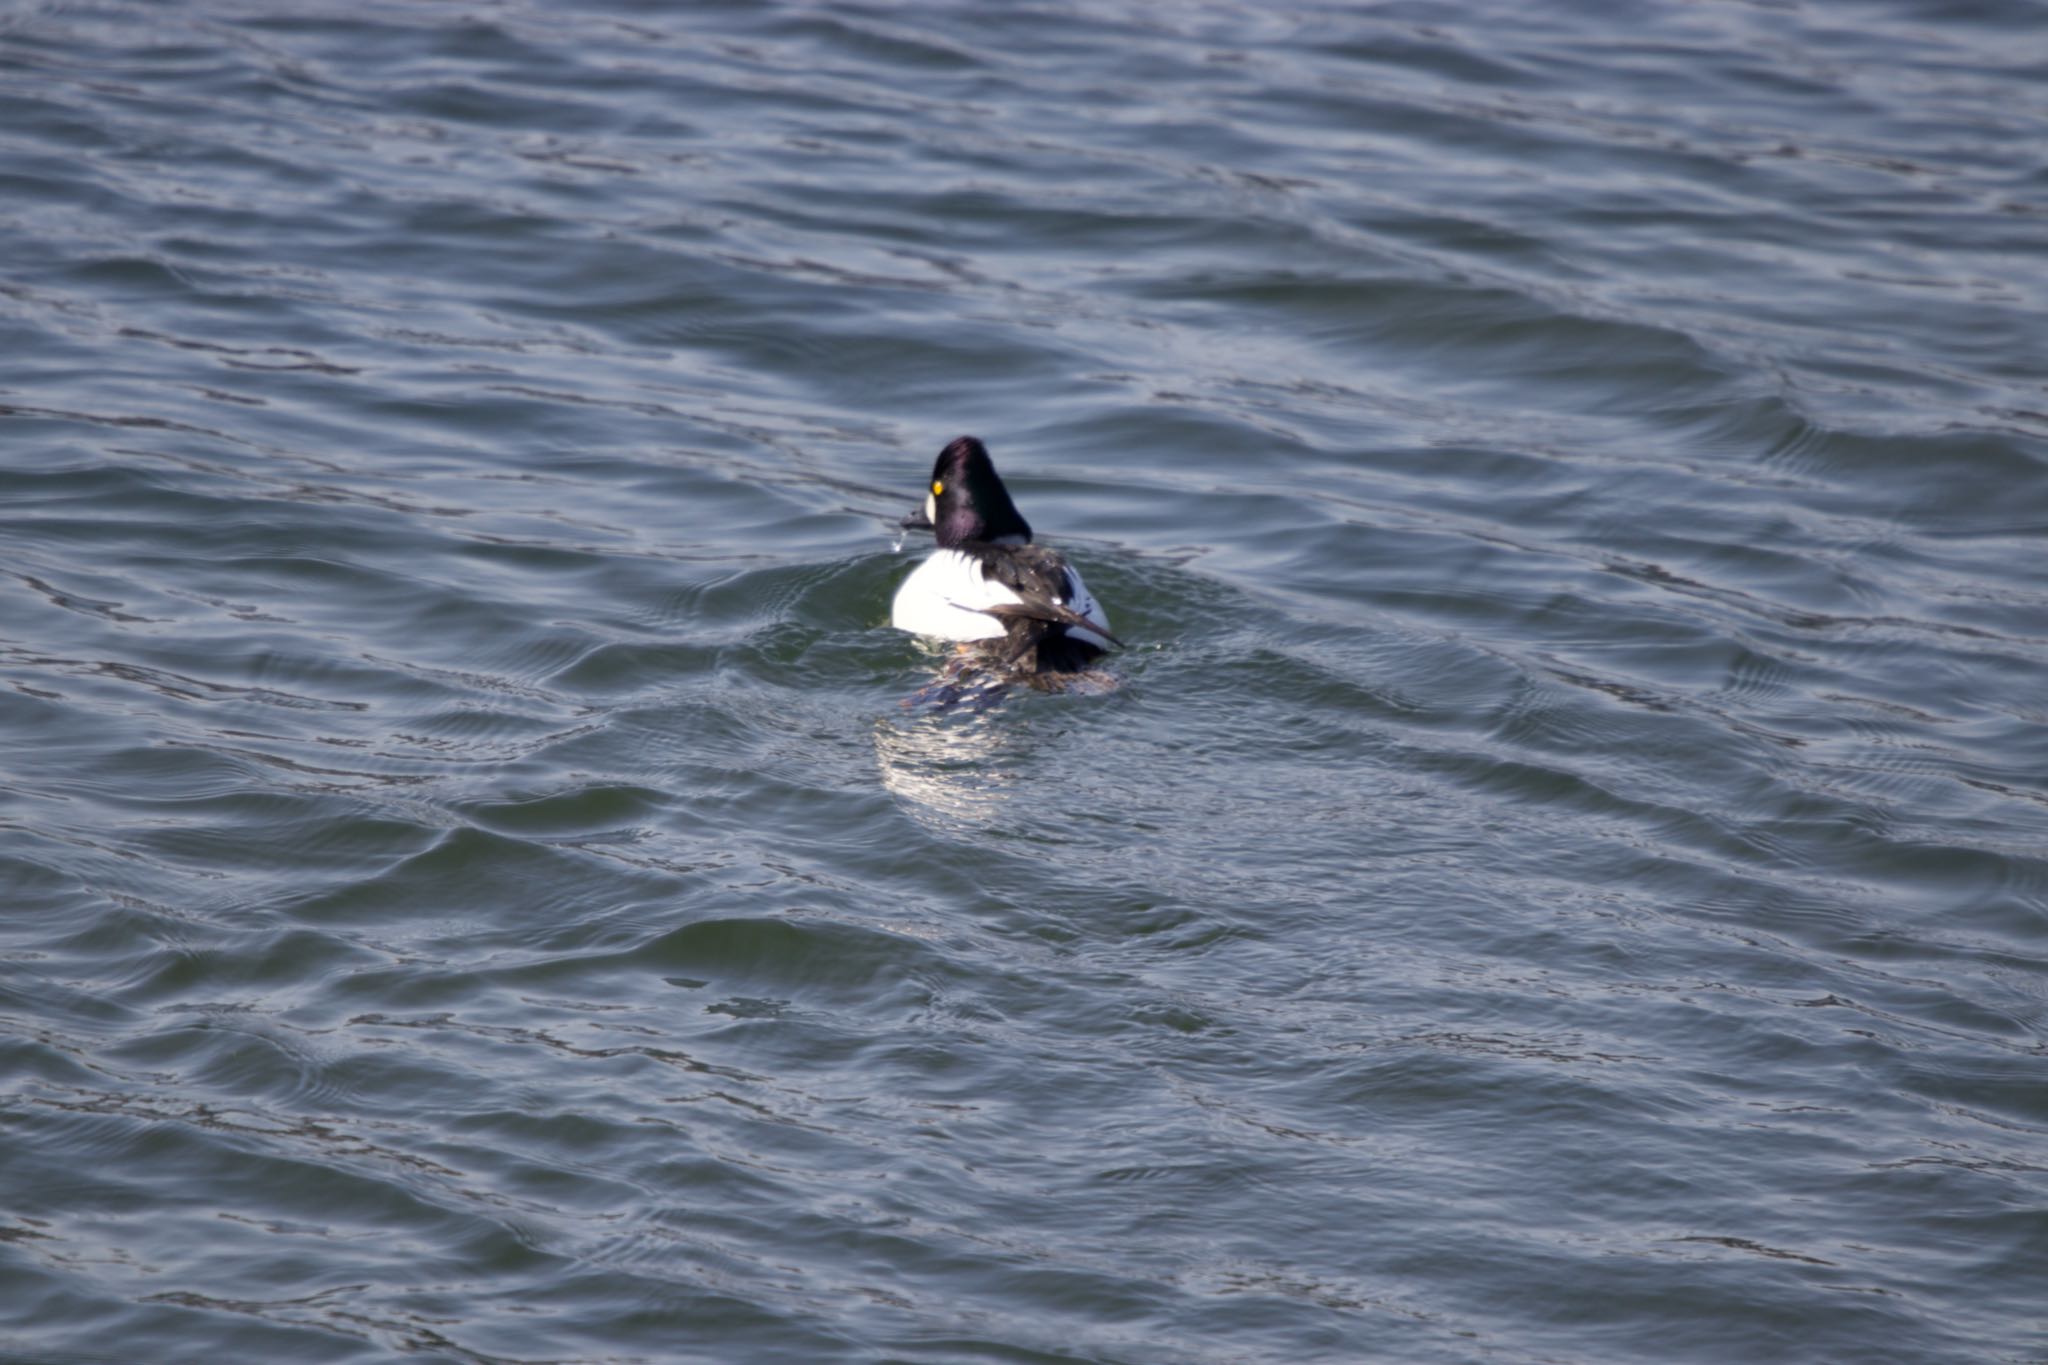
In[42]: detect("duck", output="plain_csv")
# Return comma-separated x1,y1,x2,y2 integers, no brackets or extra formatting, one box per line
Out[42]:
891,436,1120,675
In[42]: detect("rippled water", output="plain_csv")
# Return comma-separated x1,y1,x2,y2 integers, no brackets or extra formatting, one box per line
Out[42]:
4,2,2046,1361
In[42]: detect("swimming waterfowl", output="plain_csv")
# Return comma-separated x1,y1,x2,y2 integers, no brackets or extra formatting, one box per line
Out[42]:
891,436,1118,676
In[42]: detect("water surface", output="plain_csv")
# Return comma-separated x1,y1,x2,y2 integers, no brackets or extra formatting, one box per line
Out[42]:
3,2,2045,1361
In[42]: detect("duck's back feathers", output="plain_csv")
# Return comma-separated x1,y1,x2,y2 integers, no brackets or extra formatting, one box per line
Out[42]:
973,543,1119,661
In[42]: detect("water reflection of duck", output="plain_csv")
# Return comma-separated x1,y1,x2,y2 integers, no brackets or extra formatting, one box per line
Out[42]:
891,437,1120,698
872,710,1014,831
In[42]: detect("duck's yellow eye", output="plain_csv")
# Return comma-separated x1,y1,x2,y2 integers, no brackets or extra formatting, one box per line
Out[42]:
931,480,944,496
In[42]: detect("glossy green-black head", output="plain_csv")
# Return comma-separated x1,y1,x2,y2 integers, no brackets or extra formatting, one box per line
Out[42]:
910,436,1032,549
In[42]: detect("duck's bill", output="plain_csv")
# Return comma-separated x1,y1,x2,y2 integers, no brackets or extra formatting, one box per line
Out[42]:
900,505,934,531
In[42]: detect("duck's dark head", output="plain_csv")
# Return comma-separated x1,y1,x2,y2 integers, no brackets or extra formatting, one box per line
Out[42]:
903,436,1032,549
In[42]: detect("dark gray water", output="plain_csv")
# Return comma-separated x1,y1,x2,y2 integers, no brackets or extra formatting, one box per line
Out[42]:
3,2,2045,1361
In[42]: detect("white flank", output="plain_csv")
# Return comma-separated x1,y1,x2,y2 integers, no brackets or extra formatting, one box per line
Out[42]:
891,550,1012,640
891,548,1113,646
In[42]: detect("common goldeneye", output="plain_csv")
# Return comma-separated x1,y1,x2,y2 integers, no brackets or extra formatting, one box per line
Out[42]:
891,436,1120,675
